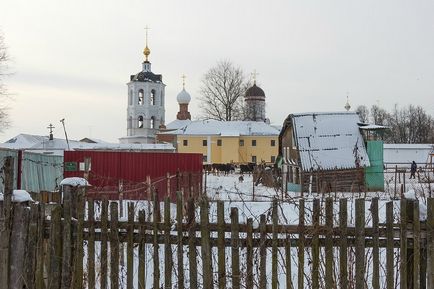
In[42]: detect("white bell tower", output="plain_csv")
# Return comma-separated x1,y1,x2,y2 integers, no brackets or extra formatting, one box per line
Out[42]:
120,28,166,144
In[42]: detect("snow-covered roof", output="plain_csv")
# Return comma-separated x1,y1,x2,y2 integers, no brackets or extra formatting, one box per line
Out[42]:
161,120,280,136
165,119,192,130
288,112,370,171
383,143,433,164
0,133,174,155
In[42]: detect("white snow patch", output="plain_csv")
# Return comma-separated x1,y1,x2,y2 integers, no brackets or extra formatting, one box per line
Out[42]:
60,177,90,187
0,190,33,202
404,189,427,221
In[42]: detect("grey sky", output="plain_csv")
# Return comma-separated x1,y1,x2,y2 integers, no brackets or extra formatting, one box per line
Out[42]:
1,0,433,142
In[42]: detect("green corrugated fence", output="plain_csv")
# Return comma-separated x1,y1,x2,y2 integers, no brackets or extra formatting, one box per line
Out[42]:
365,140,384,191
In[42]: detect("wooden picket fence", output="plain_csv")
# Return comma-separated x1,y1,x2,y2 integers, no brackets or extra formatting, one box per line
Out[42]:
1,187,434,289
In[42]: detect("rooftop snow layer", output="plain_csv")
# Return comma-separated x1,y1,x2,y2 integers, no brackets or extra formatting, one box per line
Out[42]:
292,112,370,171
161,120,280,136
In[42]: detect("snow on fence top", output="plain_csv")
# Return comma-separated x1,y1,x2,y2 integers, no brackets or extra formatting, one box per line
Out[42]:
60,177,90,187
0,190,33,202
291,112,370,171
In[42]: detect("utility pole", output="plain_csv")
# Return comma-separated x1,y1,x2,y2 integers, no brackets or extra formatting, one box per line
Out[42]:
60,118,70,150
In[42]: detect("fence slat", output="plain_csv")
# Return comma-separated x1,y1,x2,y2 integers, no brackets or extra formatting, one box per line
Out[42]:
427,198,434,288
100,199,109,289
35,203,45,289
246,218,253,289
48,205,62,289
127,202,134,289
312,199,320,289
24,203,39,289
176,192,185,289
355,198,365,289
414,201,420,289
110,202,119,289
285,232,293,289
401,199,408,289
61,186,73,289
259,214,267,289
298,199,305,289
164,197,172,289
201,197,212,289
372,197,380,289
325,197,333,287
10,204,30,289
386,201,394,289
272,200,278,289
217,201,226,289
87,200,95,289
187,198,197,289
73,190,84,289
231,207,240,289
339,198,348,289
153,194,160,289
138,210,146,289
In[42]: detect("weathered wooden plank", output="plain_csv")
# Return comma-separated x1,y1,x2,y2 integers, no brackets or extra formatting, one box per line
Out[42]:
325,197,333,288
35,202,45,289
138,210,146,289
339,198,348,289
298,199,305,289
217,201,226,289
386,201,394,289
100,198,108,289
311,199,320,289
61,186,73,289
400,198,408,289
246,218,253,289
164,197,172,289
413,200,420,289
285,232,293,289
73,189,85,289
427,198,434,289
110,202,119,289
231,207,240,289
0,156,13,289
87,200,95,289
371,197,380,289
176,192,185,289
259,214,267,289
355,198,365,289
24,203,39,289
127,202,134,289
48,205,62,289
201,197,212,289
272,200,278,289
187,198,197,289
10,204,30,289
153,193,160,289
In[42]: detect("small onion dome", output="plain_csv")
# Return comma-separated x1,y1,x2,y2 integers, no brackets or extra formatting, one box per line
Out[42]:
177,88,191,104
246,84,265,97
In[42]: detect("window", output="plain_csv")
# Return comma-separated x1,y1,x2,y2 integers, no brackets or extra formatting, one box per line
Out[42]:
138,89,144,105
271,156,276,163
271,140,276,147
203,155,208,162
217,139,222,146
202,140,207,146
150,117,155,129
138,116,144,128
252,156,257,163
183,139,188,146
239,139,244,146
252,140,257,146
151,89,156,105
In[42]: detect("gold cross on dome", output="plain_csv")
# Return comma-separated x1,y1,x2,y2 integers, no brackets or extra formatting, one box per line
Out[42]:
181,74,186,89
251,69,259,84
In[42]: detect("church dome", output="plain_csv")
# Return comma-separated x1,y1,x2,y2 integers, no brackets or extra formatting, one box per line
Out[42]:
177,88,191,104
246,84,265,97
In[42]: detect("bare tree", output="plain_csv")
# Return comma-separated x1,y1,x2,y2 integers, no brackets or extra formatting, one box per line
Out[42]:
198,60,250,121
0,31,10,132
355,105,369,123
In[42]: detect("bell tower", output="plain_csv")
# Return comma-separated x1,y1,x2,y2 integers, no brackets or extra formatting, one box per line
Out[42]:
120,27,166,144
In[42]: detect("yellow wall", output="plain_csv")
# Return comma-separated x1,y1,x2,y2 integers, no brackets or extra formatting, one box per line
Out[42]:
177,135,278,164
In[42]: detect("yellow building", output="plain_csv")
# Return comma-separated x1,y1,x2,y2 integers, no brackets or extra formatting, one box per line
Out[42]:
159,120,280,164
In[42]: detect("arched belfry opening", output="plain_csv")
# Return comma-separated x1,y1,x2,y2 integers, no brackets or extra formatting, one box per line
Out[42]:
138,89,144,105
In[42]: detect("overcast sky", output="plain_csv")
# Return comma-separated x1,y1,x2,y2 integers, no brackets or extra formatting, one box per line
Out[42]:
1,0,433,142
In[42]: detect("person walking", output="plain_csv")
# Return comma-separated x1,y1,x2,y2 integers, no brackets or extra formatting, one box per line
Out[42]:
410,161,417,179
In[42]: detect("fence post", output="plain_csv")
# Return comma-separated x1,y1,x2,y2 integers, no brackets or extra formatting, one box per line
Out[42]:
61,185,73,289
109,202,119,289
427,198,434,288
0,156,14,289
355,198,365,289
200,197,212,289
231,207,240,289
127,202,135,289
246,218,253,289
187,197,197,289
100,198,109,289
386,202,394,289
372,197,380,289
176,192,185,289
271,200,278,289
87,199,95,289
217,201,226,289
401,199,408,289
164,197,172,289
48,205,62,289
339,198,348,289
153,193,160,289
312,199,320,289
298,199,305,289
259,214,267,289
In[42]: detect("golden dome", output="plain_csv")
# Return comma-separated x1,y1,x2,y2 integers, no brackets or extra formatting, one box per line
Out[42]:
143,45,150,61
